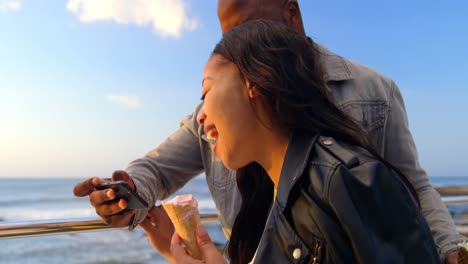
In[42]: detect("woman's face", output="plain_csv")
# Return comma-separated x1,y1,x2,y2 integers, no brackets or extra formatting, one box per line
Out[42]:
197,54,261,170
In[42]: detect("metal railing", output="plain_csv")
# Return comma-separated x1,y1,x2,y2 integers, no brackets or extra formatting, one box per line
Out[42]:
435,186,468,197
0,213,218,240
1,186,468,240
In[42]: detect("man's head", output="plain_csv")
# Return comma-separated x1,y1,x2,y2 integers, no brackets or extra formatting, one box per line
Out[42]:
218,0,305,35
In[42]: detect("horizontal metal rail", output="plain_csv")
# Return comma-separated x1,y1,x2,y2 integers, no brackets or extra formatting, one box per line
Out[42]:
442,196,468,205
0,213,218,240
435,186,468,196
458,226,468,237
1,212,467,240
1,189,468,240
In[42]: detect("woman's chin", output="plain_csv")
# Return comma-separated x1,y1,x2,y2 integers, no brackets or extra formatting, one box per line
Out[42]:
223,162,240,171
217,152,236,170
215,144,245,170
213,141,218,155
220,156,247,171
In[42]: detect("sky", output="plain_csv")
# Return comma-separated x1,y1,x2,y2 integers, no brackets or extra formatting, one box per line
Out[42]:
0,0,467,178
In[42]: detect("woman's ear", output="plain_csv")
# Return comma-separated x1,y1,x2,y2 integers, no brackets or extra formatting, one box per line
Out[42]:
248,89,256,99
246,82,257,99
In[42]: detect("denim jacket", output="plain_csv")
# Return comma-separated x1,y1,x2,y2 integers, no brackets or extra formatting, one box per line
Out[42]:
251,131,439,263
125,45,465,262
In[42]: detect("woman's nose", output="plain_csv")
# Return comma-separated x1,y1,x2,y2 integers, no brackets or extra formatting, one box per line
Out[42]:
196,106,206,126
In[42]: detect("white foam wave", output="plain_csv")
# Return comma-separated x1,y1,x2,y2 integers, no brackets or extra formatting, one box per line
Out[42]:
197,198,216,211
1,200,216,222
1,208,96,221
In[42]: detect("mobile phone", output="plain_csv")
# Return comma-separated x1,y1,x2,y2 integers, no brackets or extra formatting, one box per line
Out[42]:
96,181,148,209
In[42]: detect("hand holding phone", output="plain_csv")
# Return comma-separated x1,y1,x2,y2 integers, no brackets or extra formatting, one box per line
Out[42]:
96,181,148,209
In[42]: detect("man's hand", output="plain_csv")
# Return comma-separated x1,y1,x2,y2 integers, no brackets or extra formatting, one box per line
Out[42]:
445,250,459,264
170,223,227,264
141,205,175,262
73,170,136,227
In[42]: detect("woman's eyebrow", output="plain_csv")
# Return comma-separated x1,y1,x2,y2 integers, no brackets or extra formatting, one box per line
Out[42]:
202,76,214,87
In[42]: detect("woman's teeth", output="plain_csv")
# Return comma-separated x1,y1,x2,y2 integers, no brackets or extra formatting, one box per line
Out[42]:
207,129,218,141
202,129,218,145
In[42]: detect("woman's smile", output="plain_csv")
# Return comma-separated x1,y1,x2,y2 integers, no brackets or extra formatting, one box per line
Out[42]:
206,127,218,143
203,126,219,155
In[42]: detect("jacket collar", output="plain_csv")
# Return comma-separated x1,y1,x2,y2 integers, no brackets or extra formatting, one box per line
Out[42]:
276,130,318,210
314,43,354,82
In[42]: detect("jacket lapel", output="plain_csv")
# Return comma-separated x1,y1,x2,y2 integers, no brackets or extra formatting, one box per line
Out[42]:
276,131,318,211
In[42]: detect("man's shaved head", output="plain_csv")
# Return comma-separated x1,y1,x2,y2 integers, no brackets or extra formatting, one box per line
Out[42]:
218,0,304,35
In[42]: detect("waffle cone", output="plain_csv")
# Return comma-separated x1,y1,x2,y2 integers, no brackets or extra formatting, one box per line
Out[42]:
459,245,468,264
162,195,202,260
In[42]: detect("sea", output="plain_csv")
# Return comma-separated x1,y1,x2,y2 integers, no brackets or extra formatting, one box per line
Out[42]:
1,176,467,264
0,176,226,264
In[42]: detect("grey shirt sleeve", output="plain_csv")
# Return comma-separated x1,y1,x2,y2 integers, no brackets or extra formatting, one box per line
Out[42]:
125,103,205,228
384,81,466,261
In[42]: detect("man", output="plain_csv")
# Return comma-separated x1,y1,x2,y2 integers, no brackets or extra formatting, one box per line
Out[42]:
73,0,465,262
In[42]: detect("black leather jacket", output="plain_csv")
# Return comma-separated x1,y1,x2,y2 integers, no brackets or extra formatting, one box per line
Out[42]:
252,131,439,263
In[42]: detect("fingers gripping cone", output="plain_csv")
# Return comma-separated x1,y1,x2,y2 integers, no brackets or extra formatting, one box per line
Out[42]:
162,194,202,260
459,241,468,264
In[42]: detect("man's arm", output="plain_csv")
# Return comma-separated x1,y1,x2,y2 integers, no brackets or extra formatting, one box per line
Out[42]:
384,81,465,262
127,103,205,229
72,103,207,229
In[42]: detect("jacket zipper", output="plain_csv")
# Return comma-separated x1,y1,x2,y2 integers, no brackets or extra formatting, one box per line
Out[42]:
312,242,321,264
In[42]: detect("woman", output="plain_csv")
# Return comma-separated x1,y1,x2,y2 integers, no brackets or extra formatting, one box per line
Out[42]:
146,19,439,263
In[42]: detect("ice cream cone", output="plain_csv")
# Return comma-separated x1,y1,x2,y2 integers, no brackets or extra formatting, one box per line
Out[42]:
162,194,202,260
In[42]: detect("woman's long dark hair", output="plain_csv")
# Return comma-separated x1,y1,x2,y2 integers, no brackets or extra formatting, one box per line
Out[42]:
212,19,419,264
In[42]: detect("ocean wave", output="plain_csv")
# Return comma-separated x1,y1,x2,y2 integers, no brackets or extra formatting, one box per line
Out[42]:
196,198,216,210
0,196,80,207
1,208,97,222
1,198,217,222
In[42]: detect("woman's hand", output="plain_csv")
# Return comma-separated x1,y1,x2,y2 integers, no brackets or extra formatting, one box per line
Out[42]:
141,205,175,262
170,223,227,264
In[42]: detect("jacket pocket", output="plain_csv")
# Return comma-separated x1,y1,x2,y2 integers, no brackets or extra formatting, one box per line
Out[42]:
339,101,387,152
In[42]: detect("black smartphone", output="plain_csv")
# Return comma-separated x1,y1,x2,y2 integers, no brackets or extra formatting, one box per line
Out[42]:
96,181,148,209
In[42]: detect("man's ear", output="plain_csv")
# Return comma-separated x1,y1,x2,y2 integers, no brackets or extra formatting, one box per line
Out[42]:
282,1,303,33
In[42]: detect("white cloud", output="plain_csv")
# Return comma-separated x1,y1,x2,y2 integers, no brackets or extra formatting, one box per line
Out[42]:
66,0,198,38
107,95,142,109
0,0,21,10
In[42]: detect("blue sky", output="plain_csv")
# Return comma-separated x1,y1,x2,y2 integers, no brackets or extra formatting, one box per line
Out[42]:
0,0,467,178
